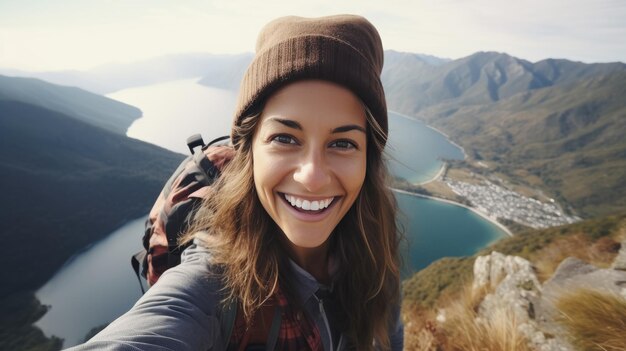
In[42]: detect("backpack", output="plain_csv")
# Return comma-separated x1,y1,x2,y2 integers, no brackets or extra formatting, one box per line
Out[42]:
130,134,284,350
131,134,233,291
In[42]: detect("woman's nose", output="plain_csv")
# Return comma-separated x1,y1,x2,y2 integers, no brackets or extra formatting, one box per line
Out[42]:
293,150,331,192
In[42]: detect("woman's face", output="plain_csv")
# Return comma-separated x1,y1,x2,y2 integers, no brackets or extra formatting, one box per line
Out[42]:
252,80,367,258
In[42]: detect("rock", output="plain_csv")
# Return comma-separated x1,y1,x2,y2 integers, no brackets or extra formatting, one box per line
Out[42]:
549,256,596,280
472,252,571,351
534,256,626,349
473,251,541,321
542,257,626,305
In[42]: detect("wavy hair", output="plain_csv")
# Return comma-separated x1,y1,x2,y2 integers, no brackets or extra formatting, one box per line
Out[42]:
182,102,401,350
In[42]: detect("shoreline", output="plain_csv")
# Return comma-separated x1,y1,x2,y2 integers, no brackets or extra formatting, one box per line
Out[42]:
391,187,514,237
417,163,446,185
388,110,514,237
389,110,469,159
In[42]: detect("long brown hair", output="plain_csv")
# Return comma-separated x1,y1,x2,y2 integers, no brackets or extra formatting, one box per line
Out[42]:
182,101,401,350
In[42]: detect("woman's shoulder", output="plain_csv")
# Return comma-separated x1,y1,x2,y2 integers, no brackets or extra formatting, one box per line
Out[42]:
156,240,224,305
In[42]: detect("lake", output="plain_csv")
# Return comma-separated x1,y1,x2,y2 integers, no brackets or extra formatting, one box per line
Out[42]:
36,78,505,347
35,217,145,346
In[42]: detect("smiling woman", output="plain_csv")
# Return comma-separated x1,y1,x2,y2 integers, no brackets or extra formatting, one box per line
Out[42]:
252,81,368,265
68,14,402,351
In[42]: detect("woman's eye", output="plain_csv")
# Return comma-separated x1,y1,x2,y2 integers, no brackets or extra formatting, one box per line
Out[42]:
272,134,297,145
330,140,357,150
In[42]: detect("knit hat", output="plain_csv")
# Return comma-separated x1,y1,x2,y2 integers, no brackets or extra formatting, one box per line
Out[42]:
232,14,387,147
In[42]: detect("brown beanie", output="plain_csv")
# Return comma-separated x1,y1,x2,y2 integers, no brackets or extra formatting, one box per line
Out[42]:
232,14,387,147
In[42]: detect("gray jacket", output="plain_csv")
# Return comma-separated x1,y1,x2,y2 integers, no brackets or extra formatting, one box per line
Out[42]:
66,243,403,350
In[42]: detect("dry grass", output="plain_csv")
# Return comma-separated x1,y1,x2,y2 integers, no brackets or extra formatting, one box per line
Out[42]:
556,288,626,351
439,285,534,351
401,302,439,351
533,233,620,281
402,283,535,351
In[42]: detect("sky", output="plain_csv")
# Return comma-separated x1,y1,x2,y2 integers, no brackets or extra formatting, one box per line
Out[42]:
1,0,625,71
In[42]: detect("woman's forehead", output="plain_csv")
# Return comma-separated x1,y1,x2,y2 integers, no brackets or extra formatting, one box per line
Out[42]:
259,80,367,129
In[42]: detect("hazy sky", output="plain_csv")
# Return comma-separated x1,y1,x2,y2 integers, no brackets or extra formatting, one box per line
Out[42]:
1,0,625,71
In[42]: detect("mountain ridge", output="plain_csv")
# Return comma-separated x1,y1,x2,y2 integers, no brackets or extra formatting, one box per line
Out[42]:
0,99,184,297
0,75,141,134
0,52,255,95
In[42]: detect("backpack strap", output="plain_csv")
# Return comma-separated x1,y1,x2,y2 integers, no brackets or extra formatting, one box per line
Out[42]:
186,134,205,154
193,149,220,181
220,300,238,350
131,250,147,294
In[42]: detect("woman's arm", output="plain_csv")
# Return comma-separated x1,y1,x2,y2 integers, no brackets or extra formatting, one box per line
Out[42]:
65,244,222,351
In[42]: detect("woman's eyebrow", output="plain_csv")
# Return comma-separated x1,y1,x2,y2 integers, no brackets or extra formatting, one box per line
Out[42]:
266,117,365,134
267,118,302,130
332,125,366,134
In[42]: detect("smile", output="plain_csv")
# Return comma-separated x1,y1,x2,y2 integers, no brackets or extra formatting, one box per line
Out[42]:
281,193,335,212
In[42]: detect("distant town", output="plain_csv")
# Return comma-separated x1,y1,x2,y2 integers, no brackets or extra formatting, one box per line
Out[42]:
444,178,581,229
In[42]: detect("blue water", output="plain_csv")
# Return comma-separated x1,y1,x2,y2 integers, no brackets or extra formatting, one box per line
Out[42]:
35,79,505,346
35,217,145,346
396,193,503,277
387,111,464,183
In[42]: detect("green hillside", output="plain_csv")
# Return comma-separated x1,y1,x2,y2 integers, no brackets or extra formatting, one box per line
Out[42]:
0,75,141,134
382,51,626,218
0,100,184,297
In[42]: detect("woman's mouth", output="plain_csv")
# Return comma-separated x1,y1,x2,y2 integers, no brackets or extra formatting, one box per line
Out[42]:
280,193,337,214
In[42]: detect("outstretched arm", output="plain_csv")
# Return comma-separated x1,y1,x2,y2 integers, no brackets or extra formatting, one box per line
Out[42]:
65,244,222,351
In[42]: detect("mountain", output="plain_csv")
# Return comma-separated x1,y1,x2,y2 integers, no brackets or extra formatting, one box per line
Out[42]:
0,52,254,94
382,51,626,115
0,100,184,298
0,75,141,134
382,51,626,218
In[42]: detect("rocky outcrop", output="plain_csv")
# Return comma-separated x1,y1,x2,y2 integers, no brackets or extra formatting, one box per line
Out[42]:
472,252,570,351
545,257,626,299
466,250,626,351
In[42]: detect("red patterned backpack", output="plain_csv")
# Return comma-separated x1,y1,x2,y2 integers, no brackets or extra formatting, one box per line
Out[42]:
131,134,234,290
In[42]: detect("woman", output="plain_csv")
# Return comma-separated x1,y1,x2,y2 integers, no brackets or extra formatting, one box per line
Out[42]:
69,14,403,351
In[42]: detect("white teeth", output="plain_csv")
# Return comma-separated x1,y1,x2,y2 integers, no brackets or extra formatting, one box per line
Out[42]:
283,194,334,211
311,201,320,211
